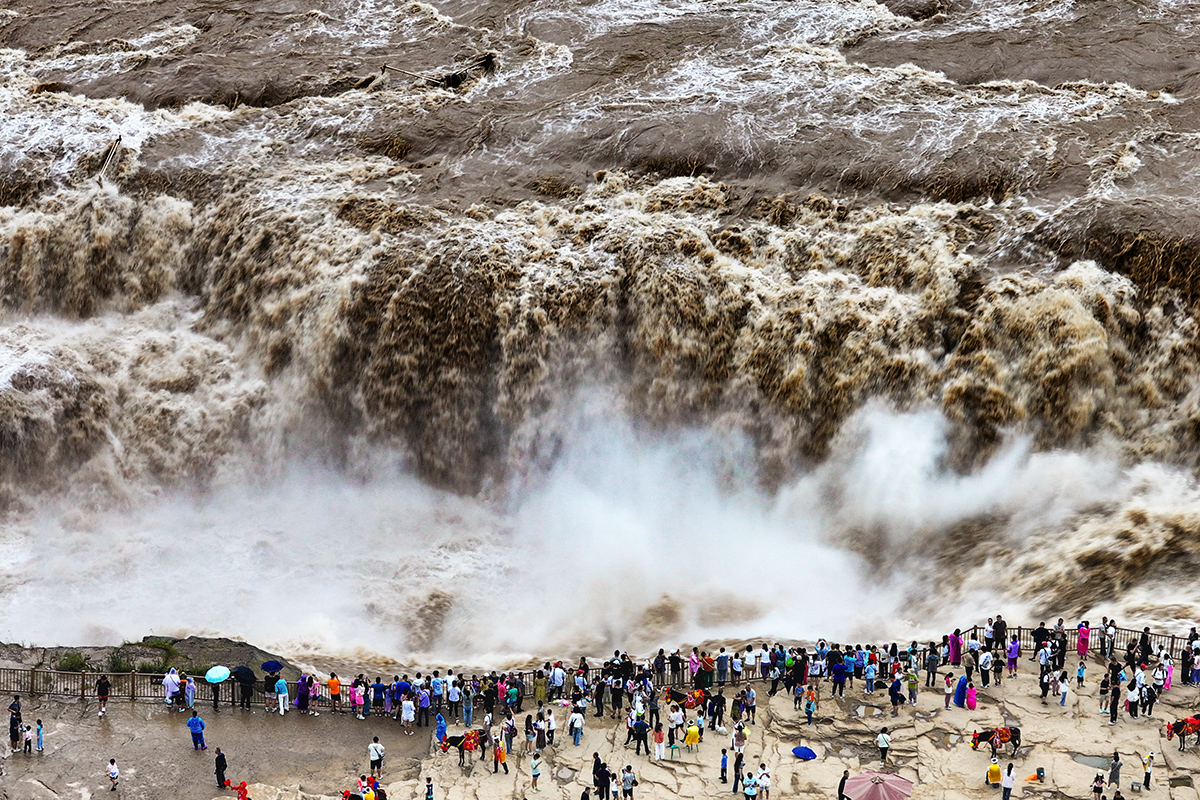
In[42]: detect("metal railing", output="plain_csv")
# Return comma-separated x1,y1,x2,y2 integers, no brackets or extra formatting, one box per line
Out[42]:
2,621,1189,710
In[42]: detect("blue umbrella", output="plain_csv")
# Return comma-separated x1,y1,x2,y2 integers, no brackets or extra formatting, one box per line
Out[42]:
261,660,284,673
206,666,231,684
231,666,256,684
792,746,817,760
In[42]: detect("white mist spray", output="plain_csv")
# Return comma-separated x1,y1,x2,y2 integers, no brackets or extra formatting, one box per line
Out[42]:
0,399,1156,662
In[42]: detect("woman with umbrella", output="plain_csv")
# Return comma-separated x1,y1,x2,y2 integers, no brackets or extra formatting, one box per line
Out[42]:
205,666,231,713
232,666,256,710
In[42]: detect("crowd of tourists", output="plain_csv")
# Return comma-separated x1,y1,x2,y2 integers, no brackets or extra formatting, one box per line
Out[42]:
17,616,1195,797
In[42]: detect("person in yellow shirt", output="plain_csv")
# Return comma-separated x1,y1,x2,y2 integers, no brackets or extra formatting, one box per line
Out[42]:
987,758,1002,786
684,721,700,750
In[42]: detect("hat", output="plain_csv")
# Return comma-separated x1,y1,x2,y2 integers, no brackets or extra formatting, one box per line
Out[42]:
991,758,998,764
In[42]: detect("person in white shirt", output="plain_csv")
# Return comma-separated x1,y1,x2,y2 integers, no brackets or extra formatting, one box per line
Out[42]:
876,727,892,765
568,709,584,746
668,706,685,747
757,764,772,800
757,646,771,680
1001,763,1015,800
107,758,120,792
368,737,385,777
979,650,994,688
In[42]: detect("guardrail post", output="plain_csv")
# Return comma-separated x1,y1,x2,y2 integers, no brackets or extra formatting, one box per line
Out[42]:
131,671,137,701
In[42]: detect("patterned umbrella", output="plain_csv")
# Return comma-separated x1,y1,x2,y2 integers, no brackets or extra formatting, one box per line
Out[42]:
844,772,914,800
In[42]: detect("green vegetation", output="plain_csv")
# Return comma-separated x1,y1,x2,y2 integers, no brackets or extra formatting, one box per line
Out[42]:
106,652,135,673
56,651,89,672
121,637,180,666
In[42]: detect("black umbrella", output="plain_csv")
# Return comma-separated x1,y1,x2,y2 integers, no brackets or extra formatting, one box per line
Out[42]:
232,665,257,684
261,660,284,673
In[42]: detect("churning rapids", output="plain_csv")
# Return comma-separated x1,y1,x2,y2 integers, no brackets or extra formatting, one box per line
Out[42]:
3,0,1200,662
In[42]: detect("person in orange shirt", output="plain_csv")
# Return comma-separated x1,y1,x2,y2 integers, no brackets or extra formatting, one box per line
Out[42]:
329,673,342,714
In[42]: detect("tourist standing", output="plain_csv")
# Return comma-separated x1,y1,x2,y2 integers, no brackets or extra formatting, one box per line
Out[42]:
186,711,206,750
97,675,111,717
1108,752,1122,787
876,727,891,765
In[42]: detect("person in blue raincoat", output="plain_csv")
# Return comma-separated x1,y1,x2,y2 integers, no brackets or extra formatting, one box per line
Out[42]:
953,674,968,707
436,713,447,742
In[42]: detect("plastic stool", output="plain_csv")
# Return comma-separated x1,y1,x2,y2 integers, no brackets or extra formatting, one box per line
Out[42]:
1131,782,1142,792
668,745,681,759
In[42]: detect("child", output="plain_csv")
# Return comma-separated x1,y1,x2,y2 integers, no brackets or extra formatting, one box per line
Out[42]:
804,689,817,726
1099,675,1110,712
35,719,43,753
793,682,803,711
944,673,954,709
23,725,32,754
107,758,120,791
353,683,365,720
721,748,728,783
1077,661,1087,688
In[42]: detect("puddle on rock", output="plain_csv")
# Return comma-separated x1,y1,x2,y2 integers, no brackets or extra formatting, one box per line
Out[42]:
1072,754,1110,770
1169,776,1194,788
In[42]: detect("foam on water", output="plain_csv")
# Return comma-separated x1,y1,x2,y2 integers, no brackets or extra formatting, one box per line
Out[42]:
4,0,1200,661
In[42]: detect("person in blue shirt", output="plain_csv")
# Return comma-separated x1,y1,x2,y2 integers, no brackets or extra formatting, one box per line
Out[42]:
716,649,730,687
372,678,387,714
418,686,432,727
843,654,858,691
186,710,206,750
830,662,846,698
274,676,288,716
865,662,878,695
431,671,445,715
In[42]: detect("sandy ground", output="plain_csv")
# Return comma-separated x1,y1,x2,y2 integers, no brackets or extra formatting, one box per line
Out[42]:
2,658,1198,800
0,698,427,800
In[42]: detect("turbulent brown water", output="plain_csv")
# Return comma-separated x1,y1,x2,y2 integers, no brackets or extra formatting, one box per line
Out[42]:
3,0,1200,660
